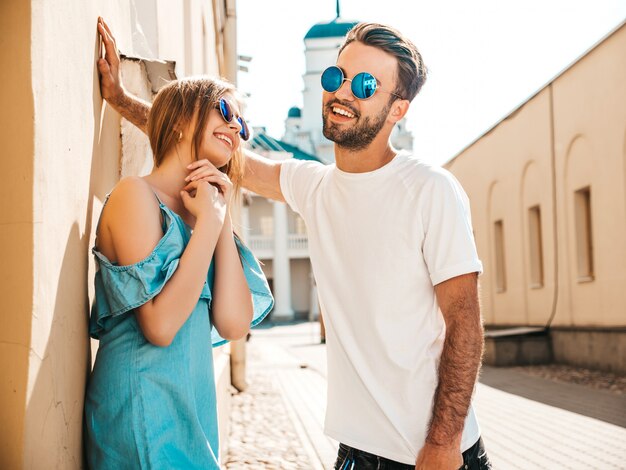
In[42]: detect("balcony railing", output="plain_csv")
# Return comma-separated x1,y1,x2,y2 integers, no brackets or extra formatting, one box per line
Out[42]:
288,234,308,251
248,235,274,252
247,234,309,259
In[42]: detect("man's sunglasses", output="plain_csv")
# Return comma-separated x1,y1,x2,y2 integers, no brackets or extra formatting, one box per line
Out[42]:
216,98,250,141
320,66,404,100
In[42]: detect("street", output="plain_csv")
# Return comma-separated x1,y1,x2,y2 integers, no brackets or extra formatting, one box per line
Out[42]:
225,322,626,469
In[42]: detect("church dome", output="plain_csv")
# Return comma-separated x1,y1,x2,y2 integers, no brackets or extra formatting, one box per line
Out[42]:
287,106,302,118
304,18,358,40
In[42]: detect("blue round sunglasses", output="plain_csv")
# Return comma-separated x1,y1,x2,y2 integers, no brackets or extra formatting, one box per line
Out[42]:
321,66,404,100
216,98,250,141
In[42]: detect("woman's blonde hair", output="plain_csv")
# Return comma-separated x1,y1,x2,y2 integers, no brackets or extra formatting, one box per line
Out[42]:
147,76,245,193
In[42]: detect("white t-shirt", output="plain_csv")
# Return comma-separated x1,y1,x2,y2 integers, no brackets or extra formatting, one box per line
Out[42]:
279,152,483,465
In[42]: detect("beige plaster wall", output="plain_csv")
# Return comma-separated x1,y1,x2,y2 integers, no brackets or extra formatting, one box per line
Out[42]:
3,1,236,467
447,90,555,326
552,24,626,327
0,1,34,468
447,23,626,329
155,0,186,73
24,2,132,467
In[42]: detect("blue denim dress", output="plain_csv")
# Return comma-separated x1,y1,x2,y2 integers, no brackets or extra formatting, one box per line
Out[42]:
84,195,273,469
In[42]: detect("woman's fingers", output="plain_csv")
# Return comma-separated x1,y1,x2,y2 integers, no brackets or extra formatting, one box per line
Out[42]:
183,175,228,195
180,189,192,206
185,167,224,182
183,179,220,196
197,181,227,208
185,163,232,188
187,159,209,170
186,159,217,172
183,160,232,202
182,179,202,192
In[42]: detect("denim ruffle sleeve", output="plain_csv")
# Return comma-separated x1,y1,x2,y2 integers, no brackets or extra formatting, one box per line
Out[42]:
89,208,212,339
210,236,274,347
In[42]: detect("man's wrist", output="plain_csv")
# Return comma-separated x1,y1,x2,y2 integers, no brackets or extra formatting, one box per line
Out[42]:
425,431,462,449
108,87,128,110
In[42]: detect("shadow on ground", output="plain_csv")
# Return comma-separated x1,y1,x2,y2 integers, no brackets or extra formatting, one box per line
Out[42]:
479,365,626,427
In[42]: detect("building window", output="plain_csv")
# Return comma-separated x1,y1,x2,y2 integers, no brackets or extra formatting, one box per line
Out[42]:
574,187,594,281
494,220,507,293
528,206,544,288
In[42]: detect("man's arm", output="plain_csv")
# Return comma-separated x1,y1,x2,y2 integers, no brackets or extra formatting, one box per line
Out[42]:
242,149,285,202
97,17,150,133
416,272,483,469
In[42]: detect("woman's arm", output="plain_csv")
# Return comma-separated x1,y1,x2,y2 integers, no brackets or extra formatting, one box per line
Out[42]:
210,216,254,340
184,160,254,339
105,177,225,347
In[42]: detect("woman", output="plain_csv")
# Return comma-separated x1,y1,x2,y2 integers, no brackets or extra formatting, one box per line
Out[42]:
84,76,273,469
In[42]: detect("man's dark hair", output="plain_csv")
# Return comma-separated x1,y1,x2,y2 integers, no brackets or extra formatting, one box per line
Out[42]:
338,23,428,102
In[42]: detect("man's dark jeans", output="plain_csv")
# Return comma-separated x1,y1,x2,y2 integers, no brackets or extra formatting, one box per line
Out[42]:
334,437,492,469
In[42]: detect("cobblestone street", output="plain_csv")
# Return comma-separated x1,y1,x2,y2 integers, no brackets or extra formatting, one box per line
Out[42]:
224,371,312,469
225,322,626,469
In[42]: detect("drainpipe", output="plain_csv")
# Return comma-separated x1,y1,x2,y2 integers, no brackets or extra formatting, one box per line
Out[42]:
545,84,559,331
222,0,248,393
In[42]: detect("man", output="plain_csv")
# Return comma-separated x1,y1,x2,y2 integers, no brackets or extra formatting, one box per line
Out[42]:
97,17,491,470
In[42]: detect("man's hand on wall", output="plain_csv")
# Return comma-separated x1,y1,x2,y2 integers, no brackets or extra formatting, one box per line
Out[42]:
97,17,125,107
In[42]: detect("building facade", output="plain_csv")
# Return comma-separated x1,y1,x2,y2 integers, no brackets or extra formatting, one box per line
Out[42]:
0,1,237,467
446,21,626,373
246,129,322,321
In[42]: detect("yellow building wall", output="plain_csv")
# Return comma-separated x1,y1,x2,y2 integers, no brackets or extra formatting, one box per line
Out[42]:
447,90,555,326
447,23,626,330
0,1,34,468
552,24,626,327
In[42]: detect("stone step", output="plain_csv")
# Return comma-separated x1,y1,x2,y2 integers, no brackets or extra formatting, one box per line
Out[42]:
484,327,552,367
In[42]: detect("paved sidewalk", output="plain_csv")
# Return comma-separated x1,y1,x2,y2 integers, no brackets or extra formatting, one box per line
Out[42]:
224,368,314,469
223,330,327,469
226,322,626,469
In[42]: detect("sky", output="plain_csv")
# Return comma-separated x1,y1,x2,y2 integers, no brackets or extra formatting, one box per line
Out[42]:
236,0,626,166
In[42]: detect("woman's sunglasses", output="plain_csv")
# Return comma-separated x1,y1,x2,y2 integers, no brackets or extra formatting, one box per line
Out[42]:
321,65,404,100
216,98,250,141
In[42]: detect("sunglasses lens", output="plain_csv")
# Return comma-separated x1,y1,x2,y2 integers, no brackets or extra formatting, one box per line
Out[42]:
351,72,377,99
219,98,233,122
321,66,343,93
238,116,250,141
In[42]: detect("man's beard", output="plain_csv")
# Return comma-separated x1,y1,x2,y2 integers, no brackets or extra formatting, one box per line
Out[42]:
322,100,391,151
